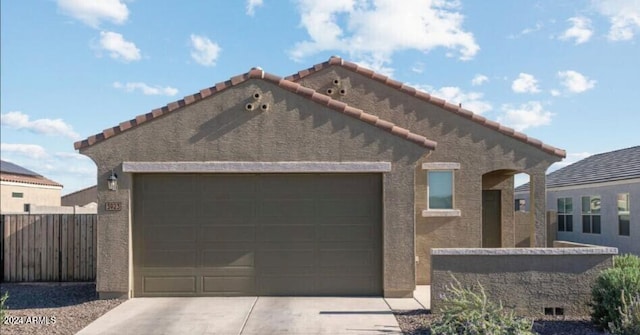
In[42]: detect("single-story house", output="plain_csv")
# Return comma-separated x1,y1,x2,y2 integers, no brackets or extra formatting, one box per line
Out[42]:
75,57,565,299
515,145,639,255
0,160,63,213
62,185,97,208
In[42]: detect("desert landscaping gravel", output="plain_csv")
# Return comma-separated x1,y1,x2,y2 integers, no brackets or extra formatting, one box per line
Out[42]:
1,282,608,335
394,309,607,335
0,282,123,335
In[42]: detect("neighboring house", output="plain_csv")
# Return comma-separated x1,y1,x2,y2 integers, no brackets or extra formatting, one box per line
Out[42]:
0,160,63,213
515,146,640,255
62,185,97,207
75,57,565,299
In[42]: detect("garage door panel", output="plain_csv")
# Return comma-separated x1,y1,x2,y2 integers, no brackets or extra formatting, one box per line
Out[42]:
203,276,255,294
144,276,196,293
319,249,374,267
318,199,374,217
258,249,313,267
144,249,197,267
258,199,315,217
315,175,377,194
258,225,315,241
201,249,254,267
200,175,256,196
316,216,376,226
319,225,374,242
143,226,196,244
141,175,199,193
200,200,256,218
200,226,255,242
316,276,378,295
142,200,200,219
258,276,316,295
259,176,315,196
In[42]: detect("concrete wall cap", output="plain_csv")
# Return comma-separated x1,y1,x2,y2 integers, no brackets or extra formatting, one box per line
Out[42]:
431,247,619,256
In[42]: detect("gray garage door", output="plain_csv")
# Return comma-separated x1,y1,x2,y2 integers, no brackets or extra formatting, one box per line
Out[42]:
133,173,382,296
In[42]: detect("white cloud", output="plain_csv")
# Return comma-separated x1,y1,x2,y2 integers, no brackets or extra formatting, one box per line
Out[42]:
508,22,543,39
290,0,479,71
559,16,593,44
558,70,596,93
593,0,640,41
471,74,489,86
511,73,541,94
190,34,221,67
97,31,141,62
498,101,553,131
412,84,492,115
411,62,425,74
113,82,178,96
246,0,264,16
1,111,80,139
0,143,48,159
550,89,561,97
57,0,129,28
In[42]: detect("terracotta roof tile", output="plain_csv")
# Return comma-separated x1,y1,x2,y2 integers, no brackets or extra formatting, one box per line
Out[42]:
1,172,63,188
285,56,566,158
74,67,437,151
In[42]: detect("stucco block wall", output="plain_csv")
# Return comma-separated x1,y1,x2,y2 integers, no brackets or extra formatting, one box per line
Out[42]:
431,247,617,317
550,181,640,255
0,183,61,213
295,66,560,283
80,79,429,298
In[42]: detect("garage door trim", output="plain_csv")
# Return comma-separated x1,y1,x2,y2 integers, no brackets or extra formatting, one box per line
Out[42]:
123,161,391,173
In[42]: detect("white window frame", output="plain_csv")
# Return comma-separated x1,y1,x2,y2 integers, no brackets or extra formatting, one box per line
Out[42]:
581,195,601,234
618,193,631,236
557,197,573,232
421,162,461,217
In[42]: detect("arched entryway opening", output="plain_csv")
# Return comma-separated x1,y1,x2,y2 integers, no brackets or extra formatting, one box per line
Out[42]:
481,169,530,248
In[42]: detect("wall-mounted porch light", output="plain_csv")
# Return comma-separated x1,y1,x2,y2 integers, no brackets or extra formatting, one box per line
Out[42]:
107,170,118,191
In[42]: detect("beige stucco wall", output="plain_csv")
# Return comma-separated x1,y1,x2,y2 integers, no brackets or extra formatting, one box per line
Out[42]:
62,186,97,207
431,247,617,317
0,182,61,213
79,79,430,298
295,66,562,283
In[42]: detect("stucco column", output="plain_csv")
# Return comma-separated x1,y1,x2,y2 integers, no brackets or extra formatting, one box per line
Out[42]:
529,171,547,247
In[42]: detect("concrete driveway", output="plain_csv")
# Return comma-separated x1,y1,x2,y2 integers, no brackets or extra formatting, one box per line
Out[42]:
76,296,406,335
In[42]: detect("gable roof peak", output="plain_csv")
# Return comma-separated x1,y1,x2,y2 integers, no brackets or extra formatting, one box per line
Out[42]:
287,58,565,159
74,66,436,151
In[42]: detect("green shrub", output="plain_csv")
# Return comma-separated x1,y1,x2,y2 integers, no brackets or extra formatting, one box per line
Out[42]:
431,279,534,335
614,254,640,269
609,293,640,335
591,254,640,330
0,291,8,321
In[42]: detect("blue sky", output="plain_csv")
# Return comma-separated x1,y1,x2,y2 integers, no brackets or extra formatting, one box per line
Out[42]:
1,0,639,194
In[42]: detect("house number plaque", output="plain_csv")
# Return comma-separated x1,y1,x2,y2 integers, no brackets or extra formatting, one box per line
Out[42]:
105,202,122,211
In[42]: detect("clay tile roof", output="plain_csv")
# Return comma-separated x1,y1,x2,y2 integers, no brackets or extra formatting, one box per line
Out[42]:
74,68,436,151
286,56,566,159
0,160,63,187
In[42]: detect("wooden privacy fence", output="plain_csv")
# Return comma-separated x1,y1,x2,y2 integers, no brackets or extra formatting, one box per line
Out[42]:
1,214,97,282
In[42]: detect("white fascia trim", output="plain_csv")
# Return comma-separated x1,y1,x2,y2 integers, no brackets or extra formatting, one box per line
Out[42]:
0,181,63,190
122,161,392,173
422,162,460,170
